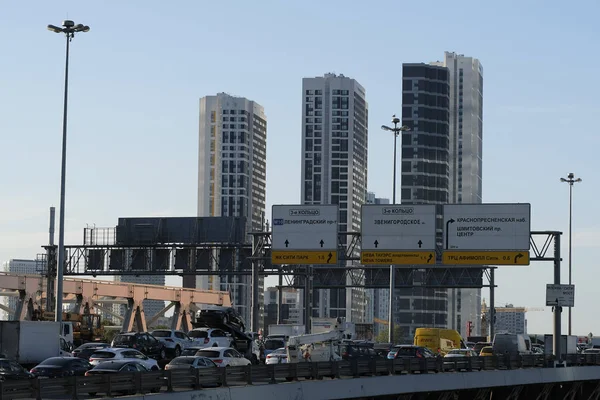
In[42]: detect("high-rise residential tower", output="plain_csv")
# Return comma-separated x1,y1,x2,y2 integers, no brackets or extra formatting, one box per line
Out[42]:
397,63,451,340
397,53,483,339
301,73,368,322
444,51,484,336
197,92,267,324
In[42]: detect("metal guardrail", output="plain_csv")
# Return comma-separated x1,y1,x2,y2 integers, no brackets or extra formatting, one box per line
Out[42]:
2,354,600,400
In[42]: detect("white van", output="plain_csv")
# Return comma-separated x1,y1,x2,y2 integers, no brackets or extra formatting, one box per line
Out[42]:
492,333,532,356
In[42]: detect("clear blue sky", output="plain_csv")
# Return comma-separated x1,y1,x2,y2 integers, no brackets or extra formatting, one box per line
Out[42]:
1,0,599,335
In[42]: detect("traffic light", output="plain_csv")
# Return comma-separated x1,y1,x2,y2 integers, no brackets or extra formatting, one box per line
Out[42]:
467,321,473,336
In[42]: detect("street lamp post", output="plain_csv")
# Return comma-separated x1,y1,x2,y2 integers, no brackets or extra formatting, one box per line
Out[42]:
560,173,582,336
381,116,410,344
47,20,90,323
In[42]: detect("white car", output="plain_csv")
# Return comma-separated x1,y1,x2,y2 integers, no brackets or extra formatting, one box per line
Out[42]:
188,328,233,348
151,330,193,357
265,348,288,365
88,348,159,370
194,347,251,367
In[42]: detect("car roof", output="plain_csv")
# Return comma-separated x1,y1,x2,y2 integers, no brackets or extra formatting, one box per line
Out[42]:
199,347,231,351
93,348,141,354
91,360,141,368
191,327,215,331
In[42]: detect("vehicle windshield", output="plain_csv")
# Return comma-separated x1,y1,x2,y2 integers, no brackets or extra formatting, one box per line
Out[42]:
151,331,171,338
391,347,417,356
39,357,72,366
113,335,134,345
196,350,221,358
0,360,20,371
448,350,466,355
93,362,127,370
265,340,285,350
170,357,194,365
181,348,202,356
188,331,208,339
481,347,493,354
77,343,108,350
271,348,286,355
90,351,116,359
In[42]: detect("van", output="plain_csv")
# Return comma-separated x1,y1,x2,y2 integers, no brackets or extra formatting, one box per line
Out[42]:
414,328,466,356
492,333,532,356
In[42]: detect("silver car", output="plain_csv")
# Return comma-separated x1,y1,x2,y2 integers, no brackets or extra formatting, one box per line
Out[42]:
151,330,193,357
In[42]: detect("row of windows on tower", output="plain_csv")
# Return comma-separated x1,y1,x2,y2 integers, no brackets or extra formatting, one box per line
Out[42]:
222,116,247,122
401,148,449,162
403,107,449,121
402,134,449,148
404,79,450,96
222,160,248,174
401,188,448,203
401,161,449,176
402,93,450,108
403,66,449,81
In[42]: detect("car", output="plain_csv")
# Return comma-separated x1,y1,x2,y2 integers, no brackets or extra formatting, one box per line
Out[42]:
479,346,494,356
444,349,479,358
265,348,288,365
165,356,217,370
111,332,166,359
30,357,92,378
583,348,600,354
88,348,160,370
85,360,161,395
338,342,379,361
0,359,34,381
72,342,110,360
188,328,234,348
473,342,492,354
387,345,437,360
196,307,246,332
443,349,480,370
85,360,151,375
180,346,206,356
151,330,193,357
264,337,286,357
194,347,251,367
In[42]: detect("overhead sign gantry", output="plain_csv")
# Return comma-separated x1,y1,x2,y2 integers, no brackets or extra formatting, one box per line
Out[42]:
442,203,531,265
271,205,339,265
360,204,436,265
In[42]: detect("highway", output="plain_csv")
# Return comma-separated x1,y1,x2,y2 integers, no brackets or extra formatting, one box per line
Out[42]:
3,354,600,400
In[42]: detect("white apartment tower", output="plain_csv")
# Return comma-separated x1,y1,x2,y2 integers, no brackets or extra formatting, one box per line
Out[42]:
444,52,484,337
197,93,267,323
301,73,368,322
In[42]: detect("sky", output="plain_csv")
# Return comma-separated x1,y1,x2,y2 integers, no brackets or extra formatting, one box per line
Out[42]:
1,0,599,335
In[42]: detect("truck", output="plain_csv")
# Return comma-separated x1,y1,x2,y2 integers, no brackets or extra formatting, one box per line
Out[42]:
287,319,346,363
0,321,74,368
268,324,305,338
414,328,466,355
311,318,355,339
33,311,104,346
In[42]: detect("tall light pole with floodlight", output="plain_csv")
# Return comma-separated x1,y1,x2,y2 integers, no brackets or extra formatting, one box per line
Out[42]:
47,20,90,323
381,116,411,344
560,172,581,336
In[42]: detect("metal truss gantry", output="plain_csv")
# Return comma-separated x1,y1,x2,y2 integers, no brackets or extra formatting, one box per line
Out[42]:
0,272,231,332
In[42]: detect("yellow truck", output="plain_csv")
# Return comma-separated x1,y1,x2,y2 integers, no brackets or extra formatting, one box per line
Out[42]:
414,328,466,356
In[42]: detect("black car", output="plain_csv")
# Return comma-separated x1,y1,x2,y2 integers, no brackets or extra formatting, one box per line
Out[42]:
0,359,34,381
197,307,246,332
338,342,380,361
72,342,110,360
85,361,161,396
387,345,437,360
30,357,92,378
111,332,166,360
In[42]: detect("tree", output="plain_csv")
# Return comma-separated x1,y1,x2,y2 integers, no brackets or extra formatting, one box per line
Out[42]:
375,326,405,343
